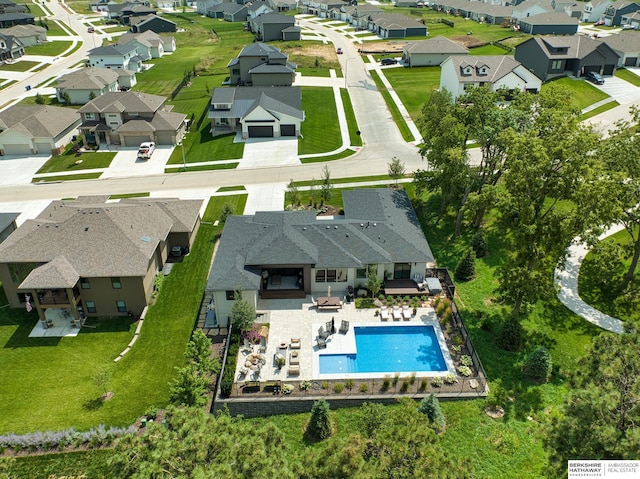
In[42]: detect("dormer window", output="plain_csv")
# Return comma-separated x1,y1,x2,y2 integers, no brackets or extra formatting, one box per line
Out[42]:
461,65,473,76
477,66,488,76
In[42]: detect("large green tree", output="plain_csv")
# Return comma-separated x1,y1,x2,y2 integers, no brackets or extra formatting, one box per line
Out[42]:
546,328,640,474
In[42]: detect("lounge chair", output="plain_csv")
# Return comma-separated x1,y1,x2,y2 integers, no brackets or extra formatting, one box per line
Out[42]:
288,365,300,376
380,306,389,321
318,325,331,340
339,320,349,334
290,337,301,349
392,305,402,321
311,296,318,308
402,305,412,320
316,337,327,348
241,338,253,355
339,296,345,308
238,366,249,379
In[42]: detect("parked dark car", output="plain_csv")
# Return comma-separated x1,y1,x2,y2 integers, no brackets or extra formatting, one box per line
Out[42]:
336,47,343,54
585,71,605,85
381,58,398,66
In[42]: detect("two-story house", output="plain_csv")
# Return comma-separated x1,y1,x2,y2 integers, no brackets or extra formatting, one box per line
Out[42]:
206,3,248,22
228,42,296,86
0,31,23,61
129,14,177,33
77,91,186,147
0,24,46,47
55,67,121,104
604,0,640,26
250,12,300,41
87,44,144,72
440,55,542,101
247,2,273,20
118,30,175,60
580,0,614,22
511,0,554,22
304,0,344,18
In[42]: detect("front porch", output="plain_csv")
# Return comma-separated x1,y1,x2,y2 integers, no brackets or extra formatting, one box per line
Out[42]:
29,308,84,338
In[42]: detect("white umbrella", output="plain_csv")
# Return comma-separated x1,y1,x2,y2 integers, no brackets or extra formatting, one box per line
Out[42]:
327,285,331,298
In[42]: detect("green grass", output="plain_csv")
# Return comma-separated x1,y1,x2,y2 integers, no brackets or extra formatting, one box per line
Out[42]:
298,87,341,155
165,162,239,173
0,61,40,72
469,44,510,56
216,186,246,192
0,195,246,435
290,174,397,187
36,152,115,174
0,80,17,90
383,66,440,121
109,192,150,199
340,88,362,147
300,149,355,163
42,21,67,36
26,3,47,17
25,41,73,57
580,100,619,120
32,173,103,183
12,450,114,479
369,70,414,142
615,68,640,87
541,76,609,111
166,131,244,165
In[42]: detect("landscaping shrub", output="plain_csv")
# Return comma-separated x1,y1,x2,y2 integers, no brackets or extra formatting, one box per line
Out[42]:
457,365,472,377
345,379,354,390
359,402,385,437
0,426,135,452
471,229,488,258
400,378,410,392
220,334,240,397
522,346,552,382
381,375,391,391
333,383,344,394
306,399,333,440
454,248,476,281
418,393,445,430
496,316,525,352
431,377,443,388
460,355,473,367
420,378,428,391
359,383,369,393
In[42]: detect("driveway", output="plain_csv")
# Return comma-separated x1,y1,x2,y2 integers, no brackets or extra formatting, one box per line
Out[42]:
239,137,299,169
593,75,640,104
0,155,49,185
101,145,173,178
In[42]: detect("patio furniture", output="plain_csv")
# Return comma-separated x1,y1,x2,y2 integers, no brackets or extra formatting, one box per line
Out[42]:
316,337,327,348
290,350,300,365
259,337,267,353
238,366,249,379
339,320,349,334
402,305,412,320
318,326,331,340
317,296,341,310
380,306,389,321
339,296,346,307
311,296,318,308
392,305,402,321
288,365,300,376
326,319,335,335
290,337,301,349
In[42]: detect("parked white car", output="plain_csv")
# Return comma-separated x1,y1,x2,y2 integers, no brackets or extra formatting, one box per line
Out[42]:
137,142,155,160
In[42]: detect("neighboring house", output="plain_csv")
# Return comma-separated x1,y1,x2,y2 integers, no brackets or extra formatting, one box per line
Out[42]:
510,0,553,22
117,3,157,24
0,24,46,47
0,0,27,14
304,0,344,18
339,4,382,27
0,196,203,320
196,0,222,15
0,212,18,243
228,42,296,86
514,35,620,80
0,31,23,61
250,12,298,41
440,55,542,101
367,13,428,38
580,0,614,22
208,86,304,138
430,0,511,24
129,14,177,33
0,13,34,28
87,44,144,72
55,67,120,104
0,105,80,156
77,91,186,147
247,1,273,20
206,2,248,21
621,10,640,28
118,30,175,59
267,0,297,12
603,31,640,66
206,189,435,326
113,68,138,89
603,0,640,26
402,36,469,67
517,12,579,34
106,1,153,21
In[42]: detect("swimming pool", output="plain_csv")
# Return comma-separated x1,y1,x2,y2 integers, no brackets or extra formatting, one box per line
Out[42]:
319,325,447,374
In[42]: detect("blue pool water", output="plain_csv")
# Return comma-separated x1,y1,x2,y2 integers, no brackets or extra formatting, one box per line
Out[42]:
319,325,447,374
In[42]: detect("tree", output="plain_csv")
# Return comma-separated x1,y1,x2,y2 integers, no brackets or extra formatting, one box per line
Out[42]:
62,92,71,106
522,346,552,382
287,178,301,207
365,264,383,298
495,315,525,352
219,202,234,223
360,401,385,437
230,291,255,331
388,156,405,187
320,165,332,205
88,90,96,100
546,329,640,474
470,229,488,258
93,366,112,398
169,364,209,407
306,399,333,440
35,92,45,105
418,393,445,430
454,248,476,282
110,406,301,478
185,330,219,375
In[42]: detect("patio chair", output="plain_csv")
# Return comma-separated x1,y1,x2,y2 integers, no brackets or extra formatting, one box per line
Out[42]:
339,320,349,334
290,337,301,349
402,305,412,320
380,306,389,321
318,326,331,340
339,296,346,308
241,338,253,355
238,367,249,379
288,365,300,376
311,296,318,308
316,337,327,349
326,320,334,335
392,305,402,321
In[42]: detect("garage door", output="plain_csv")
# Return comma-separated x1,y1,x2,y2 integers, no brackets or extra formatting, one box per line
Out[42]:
124,136,152,147
248,126,273,138
583,65,600,74
603,64,615,75
34,141,51,154
281,125,296,136
2,144,31,155
625,57,638,66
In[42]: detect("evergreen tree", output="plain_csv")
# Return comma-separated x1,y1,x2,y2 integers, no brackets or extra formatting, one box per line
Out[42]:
454,248,476,281
365,264,383,298
523,346,552,382
88,90,96,100
418,393,445,430
470,229,488,258
169,364,209,407
219,202,234,223
230,291,255,331
320,165,332,205
496,315,525,352
186,330,219,375
35,92,45,105
307,399,333,440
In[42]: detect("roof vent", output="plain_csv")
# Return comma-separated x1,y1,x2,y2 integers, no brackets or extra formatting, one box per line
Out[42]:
373,223,377,227
302,226,307,230
84,227,89,232
346,233,349,237
326,225,330,229
141,235,151,243
360,223,364,227
334,225,338,229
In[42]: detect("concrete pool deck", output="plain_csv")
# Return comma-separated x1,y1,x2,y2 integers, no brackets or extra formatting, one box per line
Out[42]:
234,297,456,384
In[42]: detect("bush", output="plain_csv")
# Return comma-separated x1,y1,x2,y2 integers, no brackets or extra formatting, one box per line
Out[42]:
360,402,385,437
400,378,410,392
471,230,488,258
454,248,476,282
458,365,472,377
359,383,369,393
523,346,552,382
381,375,391,391
220,334,241,397
460,355,473,367
496,316,525,352
219,202,234,223
420,378,428,391
306,399,333,440
333,383,344,394
345,379,354,390
485,378,509,410
300,380,311,391
418,393,445,430
444,374,458,385
431,377,443,387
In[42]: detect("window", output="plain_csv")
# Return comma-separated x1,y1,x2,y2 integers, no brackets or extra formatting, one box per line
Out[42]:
551,60,562,70
111,277,121,289
116,300,127,313
86,301,97,313
393,263,411,280
80,278,91,289
232,68,240,75
356,268,367,279
315,269,343,282
225,290,235,301
84,112,94,120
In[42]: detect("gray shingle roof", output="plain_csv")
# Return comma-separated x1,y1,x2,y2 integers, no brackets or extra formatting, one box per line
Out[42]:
88,43,138,57
252,12,293,24
449,55,526,82
77,91,166,114
209,87,303,121
55,67,119,91
531,34,613,59
0,105,80,138
403,36,469,54
20,256,79,289
520,12,579,25
603,31,640,52
207,189,434,291
238,42,288,60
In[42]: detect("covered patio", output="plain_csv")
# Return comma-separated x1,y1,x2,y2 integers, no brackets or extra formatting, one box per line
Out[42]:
29,308,82,338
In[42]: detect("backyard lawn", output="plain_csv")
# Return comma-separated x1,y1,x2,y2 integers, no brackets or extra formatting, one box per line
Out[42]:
36,151,116,174
298,86,341,155
469,44,511,55
383,66,440,121
25,41,73,57
0,61,40,72
280,40,340,78
541,76,609,111
0,195,246,435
